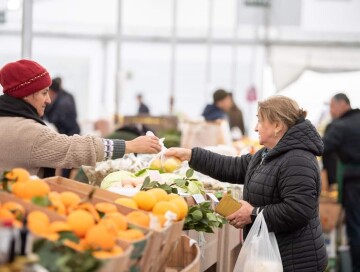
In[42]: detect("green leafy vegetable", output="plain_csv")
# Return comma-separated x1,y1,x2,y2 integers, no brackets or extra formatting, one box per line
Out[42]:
183,201,227,233
141,177,178,194
33,238,103,272
32,196,51,207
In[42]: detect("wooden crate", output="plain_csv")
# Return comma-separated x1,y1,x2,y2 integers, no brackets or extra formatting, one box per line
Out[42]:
43,176,185,272
98,240,133,272
0,191,65,222
0,191,133,272
166,235,201,272
185,229,219,272
216,224,242,272
151,219,185,272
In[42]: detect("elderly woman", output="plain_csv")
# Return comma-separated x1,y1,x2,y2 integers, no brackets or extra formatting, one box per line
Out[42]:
0,59,161,177
166,95,328,272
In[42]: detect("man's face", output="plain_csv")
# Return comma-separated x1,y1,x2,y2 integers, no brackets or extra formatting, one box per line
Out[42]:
217,96,233,112
330,98,346,119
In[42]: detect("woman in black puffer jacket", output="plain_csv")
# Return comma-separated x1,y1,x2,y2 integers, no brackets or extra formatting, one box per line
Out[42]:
166,95,328,272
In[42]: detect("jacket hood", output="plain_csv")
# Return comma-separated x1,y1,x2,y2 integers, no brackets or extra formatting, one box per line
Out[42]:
202,104,226,121
267,119,324,160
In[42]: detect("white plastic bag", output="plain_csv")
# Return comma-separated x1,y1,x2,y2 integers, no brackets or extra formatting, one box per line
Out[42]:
147,132,182,173
234,211,283,272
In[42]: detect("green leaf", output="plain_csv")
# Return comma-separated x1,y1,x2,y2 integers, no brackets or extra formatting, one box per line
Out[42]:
32,196,51,207
144,176,150,185
191,210,203,221
186,169,194,178
206,213,217,222
58,231,79,243
134,168,148,177
33,238,103,272
174,179,186,187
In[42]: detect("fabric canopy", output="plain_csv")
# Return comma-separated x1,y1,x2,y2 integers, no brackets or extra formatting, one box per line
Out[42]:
270,46,360,91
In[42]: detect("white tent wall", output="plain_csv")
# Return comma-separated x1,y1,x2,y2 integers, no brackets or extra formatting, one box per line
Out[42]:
270,46,360,92
1,0,360,136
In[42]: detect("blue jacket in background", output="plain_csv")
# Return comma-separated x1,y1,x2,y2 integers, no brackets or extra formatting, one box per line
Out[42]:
202,104,226,121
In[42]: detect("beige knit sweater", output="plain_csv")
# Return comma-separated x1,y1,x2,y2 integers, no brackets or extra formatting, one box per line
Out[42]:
0,117,104,177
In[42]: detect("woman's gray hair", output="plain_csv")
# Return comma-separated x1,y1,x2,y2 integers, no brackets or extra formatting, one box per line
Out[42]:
258,95,307,128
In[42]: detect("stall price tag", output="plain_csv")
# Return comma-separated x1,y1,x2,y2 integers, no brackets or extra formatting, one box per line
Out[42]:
206,193,219,203
192,194,206,204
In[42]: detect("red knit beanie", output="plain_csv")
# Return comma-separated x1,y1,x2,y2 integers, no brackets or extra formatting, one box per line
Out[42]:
0,59,52,98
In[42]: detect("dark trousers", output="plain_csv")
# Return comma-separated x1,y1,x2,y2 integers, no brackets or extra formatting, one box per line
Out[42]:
61,168,71,179
343,181,360,272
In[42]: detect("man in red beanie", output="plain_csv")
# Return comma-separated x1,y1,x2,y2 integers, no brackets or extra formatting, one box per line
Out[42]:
0,59,161,178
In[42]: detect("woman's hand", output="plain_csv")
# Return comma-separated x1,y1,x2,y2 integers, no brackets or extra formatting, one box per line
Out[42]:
125,136,162,154
226,200,253,229
165,147,192,162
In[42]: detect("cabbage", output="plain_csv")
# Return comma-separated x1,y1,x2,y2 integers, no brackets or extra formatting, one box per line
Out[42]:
186,180,205,195
160,173,183,185
100,170,135,190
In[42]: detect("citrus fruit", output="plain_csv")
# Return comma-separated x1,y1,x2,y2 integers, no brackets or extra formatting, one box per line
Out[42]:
150,158,162,170
11,182,28,199
104,212,128,231
59,191,81,208
114,198,138,209
163,157,182,173
5,168,30,182
86,225,116,250
165,193,181,201
170,197,188,220
95,202,117,214
2,201,25,220
67,210,95,237
98,218,119,236
126,211,150,228
132,191,157,211
27,215,50,236
147,188,168,202
118,229,145,241
49,221,72,233
152,201,180,220
26,179,50,198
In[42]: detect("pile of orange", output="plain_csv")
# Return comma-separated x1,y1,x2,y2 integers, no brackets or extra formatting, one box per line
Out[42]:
0,201,24,227
115,188,188,229
1,168,150,259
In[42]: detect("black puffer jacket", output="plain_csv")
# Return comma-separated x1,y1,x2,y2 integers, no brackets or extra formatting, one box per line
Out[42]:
189,120,328,272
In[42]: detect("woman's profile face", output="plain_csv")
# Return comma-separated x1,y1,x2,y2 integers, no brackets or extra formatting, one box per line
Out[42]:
255,112,277,149
23,88,51,117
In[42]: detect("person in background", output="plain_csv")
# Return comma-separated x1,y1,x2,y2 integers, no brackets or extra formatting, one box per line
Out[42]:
137,93,150,115
44,77,80,136
0,59,161,178
322,122,338,188
228,93,245,136
322,93,360,271
202,89,233,122
167,95,328,272
43,77,81,178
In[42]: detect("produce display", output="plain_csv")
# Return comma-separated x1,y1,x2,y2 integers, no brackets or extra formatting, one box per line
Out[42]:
0,139,250,272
